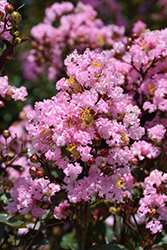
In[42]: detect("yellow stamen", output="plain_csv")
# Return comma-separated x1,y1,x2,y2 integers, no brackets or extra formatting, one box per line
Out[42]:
67,76,75,85
120,132,128,143
66,117,74,128
92,61,102,68
149,83,156,92
150,207,156,213
41,129,49,135
80,108,97,128
116,179,124,188
141,42,147,49
66,143,77,152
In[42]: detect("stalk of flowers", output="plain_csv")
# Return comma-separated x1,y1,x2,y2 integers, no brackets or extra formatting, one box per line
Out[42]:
22,47,165,223
21,1,126,82
122,25,167,235
6,24,167,238
123,28,167,116
122,27,167,155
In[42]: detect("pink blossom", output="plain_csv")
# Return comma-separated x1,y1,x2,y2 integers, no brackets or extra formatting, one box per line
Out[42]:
131,141,161,161
146,220,163,234
148,124,166,142
0,76,27,101
132,20,147,34
5,176,60,217
53,200,71,220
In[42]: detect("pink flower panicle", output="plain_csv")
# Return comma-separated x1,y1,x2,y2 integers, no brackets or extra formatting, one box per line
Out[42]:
22,1,126,82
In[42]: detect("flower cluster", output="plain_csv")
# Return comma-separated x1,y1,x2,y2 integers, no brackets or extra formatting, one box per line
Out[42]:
22,1,126,82
5,175,60,217
137,170,167,234
2,3,167,245
26,49,140,208
22,43,164,222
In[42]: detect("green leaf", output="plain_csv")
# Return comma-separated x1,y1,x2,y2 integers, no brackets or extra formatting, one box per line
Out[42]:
7,235,20,246
0,213,26,229
0,192,12,205
60,232,79,250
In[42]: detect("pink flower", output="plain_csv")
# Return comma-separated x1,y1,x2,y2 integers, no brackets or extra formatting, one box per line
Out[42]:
132,20,147,34
53,200,71,220
131,141,161,161
0,76,27,101
146,220,163,234
5,176,60,217
148,124,166,142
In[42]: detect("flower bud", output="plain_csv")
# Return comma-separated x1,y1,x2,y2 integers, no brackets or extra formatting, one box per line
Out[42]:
139,241,146,248
127,37,132,43
15,37,21,44
30,154,39,163
30,41,38,47
36,170,44,178
5,89,13,101
99,163,113,176
0,11,4,22
87,157,95,166
109,206,117,215
41,153,48,162
130,157,138,165
3,129,11,139
93,136,101,147
21,135,27,142
123,204,132,213
0,100,5,108
126,45,131,51
131,33,139,40
100,148,109,158
29,166,37,177
5,4,14,14
7,151,15,159
142,230,149,239
11,30,20,37
116,207,122,216
9,11,22,27
146,237,154,245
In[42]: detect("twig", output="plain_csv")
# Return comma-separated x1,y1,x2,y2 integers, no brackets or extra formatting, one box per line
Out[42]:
24,224,41,250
